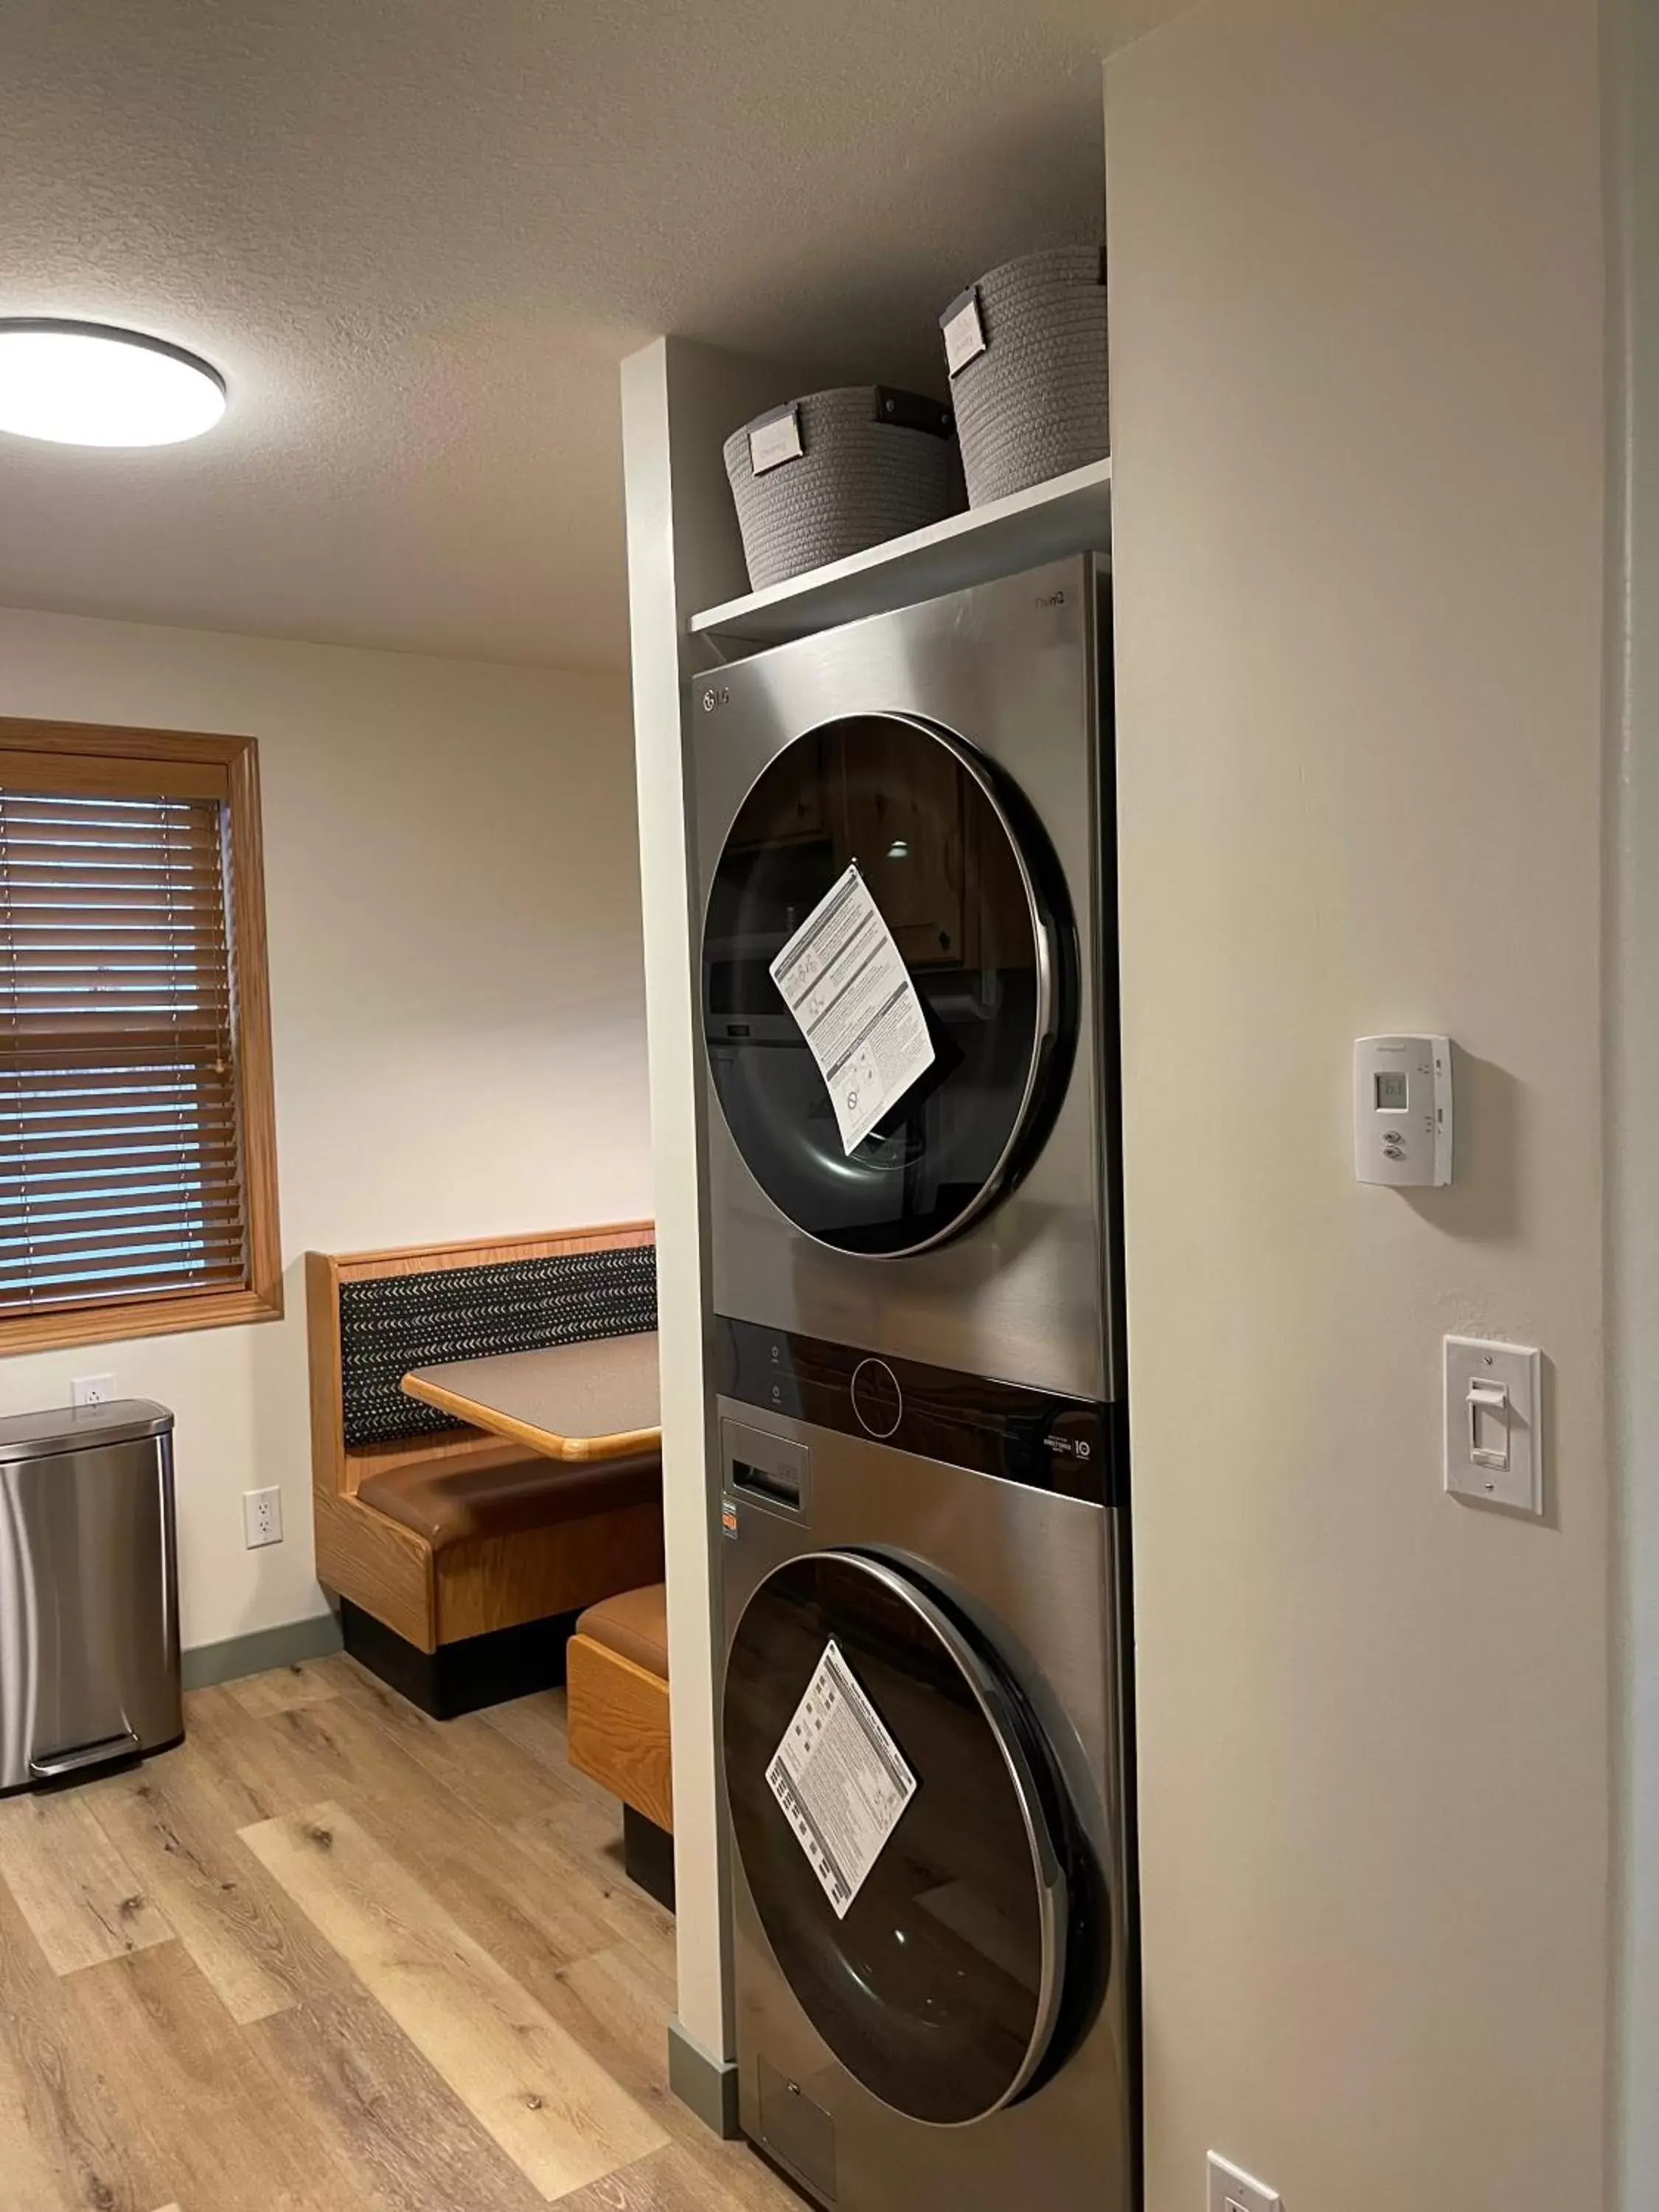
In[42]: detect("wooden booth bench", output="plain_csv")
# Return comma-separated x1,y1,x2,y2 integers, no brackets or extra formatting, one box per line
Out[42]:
307,1223,664,1717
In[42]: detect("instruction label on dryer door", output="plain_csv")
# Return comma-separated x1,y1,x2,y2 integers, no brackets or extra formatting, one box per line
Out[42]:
766,1638,918,1919
769,862,936,1157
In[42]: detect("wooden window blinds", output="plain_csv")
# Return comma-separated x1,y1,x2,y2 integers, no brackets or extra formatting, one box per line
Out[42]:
0,722,281,1352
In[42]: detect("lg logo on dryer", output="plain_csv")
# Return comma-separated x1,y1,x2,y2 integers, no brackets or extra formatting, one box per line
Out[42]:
700,686,731,713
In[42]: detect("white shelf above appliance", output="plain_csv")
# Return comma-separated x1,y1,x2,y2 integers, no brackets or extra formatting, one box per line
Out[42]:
688,456,1112,653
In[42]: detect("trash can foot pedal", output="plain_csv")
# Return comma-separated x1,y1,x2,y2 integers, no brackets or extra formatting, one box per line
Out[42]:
29,1729,142,1784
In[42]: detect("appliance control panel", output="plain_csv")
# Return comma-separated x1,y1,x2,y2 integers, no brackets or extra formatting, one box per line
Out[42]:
714,1315,1119,1505
1353,1034,1453,1186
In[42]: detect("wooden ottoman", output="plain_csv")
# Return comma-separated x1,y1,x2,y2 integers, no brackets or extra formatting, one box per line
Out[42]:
567,1582,674,1907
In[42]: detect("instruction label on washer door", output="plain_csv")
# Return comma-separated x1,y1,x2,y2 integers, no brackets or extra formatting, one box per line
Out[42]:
769,862,936,1157
766,1639,917,1919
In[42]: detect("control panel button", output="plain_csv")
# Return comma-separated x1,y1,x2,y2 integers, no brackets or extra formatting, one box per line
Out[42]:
850,1357,903,1439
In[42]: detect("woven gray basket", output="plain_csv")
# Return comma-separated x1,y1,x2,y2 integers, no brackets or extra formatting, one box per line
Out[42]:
723,386,959,592
941,246,1109,507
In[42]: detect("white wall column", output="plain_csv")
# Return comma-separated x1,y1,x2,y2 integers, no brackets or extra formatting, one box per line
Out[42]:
1105,4,1608,2205
621,336,815,2090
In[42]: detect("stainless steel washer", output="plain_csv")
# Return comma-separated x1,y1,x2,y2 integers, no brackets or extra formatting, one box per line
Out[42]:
717,1360,1135,2212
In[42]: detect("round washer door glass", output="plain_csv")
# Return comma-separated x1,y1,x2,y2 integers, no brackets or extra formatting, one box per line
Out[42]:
723,1551,1075,2126
701,715,1074,1256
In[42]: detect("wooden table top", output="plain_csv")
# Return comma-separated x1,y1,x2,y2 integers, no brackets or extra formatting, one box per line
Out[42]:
401,1332,661,1463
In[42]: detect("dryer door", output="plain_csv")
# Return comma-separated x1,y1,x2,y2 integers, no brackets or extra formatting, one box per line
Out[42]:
701,715,1075,1259
723,1549,1093,2126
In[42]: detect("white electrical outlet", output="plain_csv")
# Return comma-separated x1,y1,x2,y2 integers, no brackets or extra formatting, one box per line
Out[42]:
71,1374,115,1408
1208,2152,1281,2212
243,1486,283,1549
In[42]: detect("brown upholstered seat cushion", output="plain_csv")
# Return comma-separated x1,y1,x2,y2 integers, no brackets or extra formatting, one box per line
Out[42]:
359,1449,661,1553
576,1581,669,1680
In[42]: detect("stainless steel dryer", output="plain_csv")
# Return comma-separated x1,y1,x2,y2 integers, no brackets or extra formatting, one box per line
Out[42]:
693,555,1114,1402
714,1367,1135,2212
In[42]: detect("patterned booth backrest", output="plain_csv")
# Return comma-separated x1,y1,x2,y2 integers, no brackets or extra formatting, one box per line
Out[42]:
338,1243,658,1447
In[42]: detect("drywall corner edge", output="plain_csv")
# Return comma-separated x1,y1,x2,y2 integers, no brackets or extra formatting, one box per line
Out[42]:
622,338,727,2063
1604,0,1659,2205
620,336,812,2065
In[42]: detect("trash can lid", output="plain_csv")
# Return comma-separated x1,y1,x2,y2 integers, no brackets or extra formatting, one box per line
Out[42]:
0,1399,173,1463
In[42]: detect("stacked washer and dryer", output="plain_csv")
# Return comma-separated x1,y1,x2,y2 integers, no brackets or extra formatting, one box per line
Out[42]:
689,555,1135,2212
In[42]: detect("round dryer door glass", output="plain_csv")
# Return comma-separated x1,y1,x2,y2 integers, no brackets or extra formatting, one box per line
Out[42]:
701,716,1074,1257
723,1551,1080,2126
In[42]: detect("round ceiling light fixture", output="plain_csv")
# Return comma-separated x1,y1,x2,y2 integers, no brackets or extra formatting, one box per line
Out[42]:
0,319,226,447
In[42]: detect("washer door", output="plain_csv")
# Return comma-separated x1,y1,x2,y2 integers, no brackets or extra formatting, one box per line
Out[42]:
701,714,1075,1258
723,1550,1083,2126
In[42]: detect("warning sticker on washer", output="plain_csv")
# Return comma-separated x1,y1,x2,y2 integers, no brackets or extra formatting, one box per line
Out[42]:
769,862,936,1157
765,1638,918,1919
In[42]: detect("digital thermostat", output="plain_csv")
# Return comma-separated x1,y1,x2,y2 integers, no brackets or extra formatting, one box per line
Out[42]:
1353,1034,1453,1186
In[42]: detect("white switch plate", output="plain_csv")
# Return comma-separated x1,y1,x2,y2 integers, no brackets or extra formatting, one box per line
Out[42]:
243,1486,283,1548
1208,2151,1281,2212
71,1374,115,1408
1444,1336,1543,1514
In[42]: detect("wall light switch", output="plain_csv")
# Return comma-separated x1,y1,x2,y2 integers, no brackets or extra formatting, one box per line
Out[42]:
1208,2151,1281,2212
1444,1336,1543,1514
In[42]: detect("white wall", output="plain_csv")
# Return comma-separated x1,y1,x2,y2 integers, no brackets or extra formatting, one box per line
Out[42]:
1606,0,1659,2199
0,606,650,1655
1104,4,1608,2208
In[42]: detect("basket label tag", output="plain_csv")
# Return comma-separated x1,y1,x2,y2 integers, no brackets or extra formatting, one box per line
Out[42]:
766,1638,917,1919
768,860,936,1157
748,403,804,476
941,286,987,376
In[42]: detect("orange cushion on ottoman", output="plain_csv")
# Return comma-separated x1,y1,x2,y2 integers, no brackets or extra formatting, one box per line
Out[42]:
576,1581,669,1680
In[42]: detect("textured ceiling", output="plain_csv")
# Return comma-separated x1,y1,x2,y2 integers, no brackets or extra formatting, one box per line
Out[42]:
0,0,1184,668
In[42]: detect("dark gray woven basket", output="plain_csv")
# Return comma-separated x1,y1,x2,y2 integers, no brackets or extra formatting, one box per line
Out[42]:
941,246,1109,507
723,386,960,592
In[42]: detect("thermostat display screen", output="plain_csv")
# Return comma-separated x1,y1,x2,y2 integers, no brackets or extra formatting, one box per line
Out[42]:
1374,1070,1409,1112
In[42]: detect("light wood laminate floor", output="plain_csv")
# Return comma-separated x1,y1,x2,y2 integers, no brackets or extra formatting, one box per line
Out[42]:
0,1656,796,2212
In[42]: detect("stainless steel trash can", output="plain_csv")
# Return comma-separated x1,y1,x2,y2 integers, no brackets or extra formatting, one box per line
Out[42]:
0,1400,182,1795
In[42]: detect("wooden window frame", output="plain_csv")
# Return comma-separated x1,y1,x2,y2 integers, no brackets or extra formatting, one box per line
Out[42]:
0,717,282,1354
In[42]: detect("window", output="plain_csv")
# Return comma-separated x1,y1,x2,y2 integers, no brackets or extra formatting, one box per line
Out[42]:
0,719,281,1352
